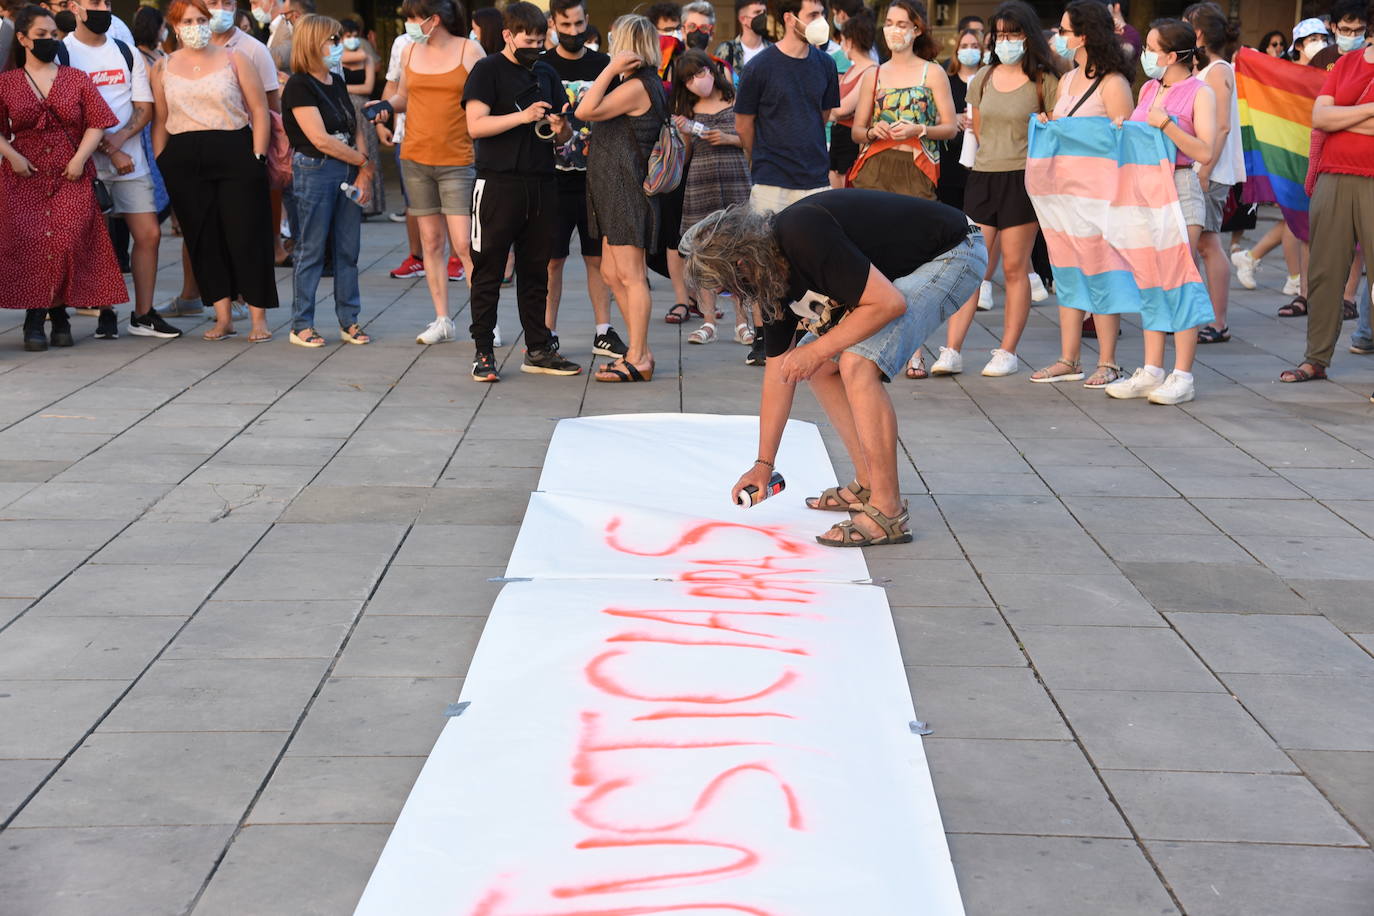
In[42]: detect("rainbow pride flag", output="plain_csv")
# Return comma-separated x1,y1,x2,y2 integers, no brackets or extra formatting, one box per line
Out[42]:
1025,117,1213,332
1235,47,1327,241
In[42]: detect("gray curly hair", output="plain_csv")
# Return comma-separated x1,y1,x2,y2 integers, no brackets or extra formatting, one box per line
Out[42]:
679,205,791,322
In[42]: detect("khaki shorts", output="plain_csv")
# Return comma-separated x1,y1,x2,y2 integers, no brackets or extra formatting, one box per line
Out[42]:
748,183,828,215
107,174,157,215
400,160,475,217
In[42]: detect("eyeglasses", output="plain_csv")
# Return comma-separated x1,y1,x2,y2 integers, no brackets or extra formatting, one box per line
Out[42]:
686,24,713,33
993,30,1023,40
328,33,340,42
1057,26,1076,36
1334,25,1367,37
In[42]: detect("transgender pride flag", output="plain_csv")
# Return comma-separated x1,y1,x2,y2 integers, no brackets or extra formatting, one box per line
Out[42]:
1025,117,1214,333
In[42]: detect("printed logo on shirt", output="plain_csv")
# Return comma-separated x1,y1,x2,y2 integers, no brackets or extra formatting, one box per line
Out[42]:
89,68,128,87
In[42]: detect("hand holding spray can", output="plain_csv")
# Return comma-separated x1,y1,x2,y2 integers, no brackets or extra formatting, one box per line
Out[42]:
737,471,786,507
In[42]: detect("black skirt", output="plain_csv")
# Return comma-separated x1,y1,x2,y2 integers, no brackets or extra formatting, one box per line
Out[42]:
157,127,279,309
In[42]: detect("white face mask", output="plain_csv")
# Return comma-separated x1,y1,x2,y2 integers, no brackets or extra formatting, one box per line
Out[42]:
178,22,212,48
883,25,913,52
251,7,269,25
208,8,235,34
804,16,830,46
585,41,597,50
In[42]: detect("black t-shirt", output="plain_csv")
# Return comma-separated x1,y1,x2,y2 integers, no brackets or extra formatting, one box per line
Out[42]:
763,189,972,357
462,52,563,177
282,72,357,159
541,46,608,185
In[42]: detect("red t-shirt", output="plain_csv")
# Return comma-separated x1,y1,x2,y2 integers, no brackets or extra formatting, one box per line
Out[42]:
1317,50,1374,178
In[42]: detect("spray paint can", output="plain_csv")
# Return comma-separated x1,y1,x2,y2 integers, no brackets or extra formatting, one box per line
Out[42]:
737,471,786,507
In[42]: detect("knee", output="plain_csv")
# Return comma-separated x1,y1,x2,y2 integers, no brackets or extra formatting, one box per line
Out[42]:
837,352,879,384
133,224,161,247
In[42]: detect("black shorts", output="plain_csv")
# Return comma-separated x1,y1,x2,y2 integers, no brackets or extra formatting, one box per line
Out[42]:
829,127,860,175
553,174,602,260
963,168,1038,230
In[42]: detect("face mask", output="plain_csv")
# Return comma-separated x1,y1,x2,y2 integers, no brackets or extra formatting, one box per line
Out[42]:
178,22,211,49
1336,33,1366,52
995,38,1024,64
1300,38,1326,58
343,36,360,50
324,42,343,68
670,29,683,41
28,36,61,61
1052,33,1074,58
83,9,112,34
585,41,597,50
251,7,269,25
404,19,430,43
883,25,913,52
982,49,991,64
158,26,168,43
805,17,830,46
557,29,587,52
957,47,981,67
54,9,77,32
684,29,709,49
749,12,767,37
1140,49,1166,79
688,71,715,96
514,45,541,67
209,8,235,34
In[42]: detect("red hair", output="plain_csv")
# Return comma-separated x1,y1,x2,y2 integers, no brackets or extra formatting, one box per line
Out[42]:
167,0,211,26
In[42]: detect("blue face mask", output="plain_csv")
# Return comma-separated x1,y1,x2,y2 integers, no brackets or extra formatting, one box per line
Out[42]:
209,8,235,34
996,39,1024,64
1052,33,1074,59
1140,49,1166,80
324,42,344,69
982,50,991,64
1336,33,1367,53
957,47,981,67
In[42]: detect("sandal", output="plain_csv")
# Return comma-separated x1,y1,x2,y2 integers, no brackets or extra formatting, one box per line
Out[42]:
816,502,913,548
1344,299,1358,321
1278,296,1308,317
1029,358,1084,383
203,327,237,341
1279,363,1328,383
664,303,691,324
248,329,273,343
290,328,324,348
806,480,871,512
1197,325,1230,344
595,358,654,383
734,323,755,345
340,323,371,345
687,322,716,344
905,351,928,379
1083,363,1123,389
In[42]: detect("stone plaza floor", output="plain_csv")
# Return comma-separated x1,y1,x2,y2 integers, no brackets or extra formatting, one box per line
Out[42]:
0,213,1371,915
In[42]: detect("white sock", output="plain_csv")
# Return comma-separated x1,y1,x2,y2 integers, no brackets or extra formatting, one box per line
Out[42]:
1287,274,1300,283
1144,365,1166,379
595,323,610,335
1173,369,1194,382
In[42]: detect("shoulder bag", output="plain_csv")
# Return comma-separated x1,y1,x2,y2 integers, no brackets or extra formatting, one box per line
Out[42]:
643,74,685,195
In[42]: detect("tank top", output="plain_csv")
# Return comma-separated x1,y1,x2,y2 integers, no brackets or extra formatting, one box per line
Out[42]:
836,61,873,128
1131,76,1204,167
1051,67,1108,119
402,49,473,167
872,61,940,165
1196,59,1244,185
162,64,249,134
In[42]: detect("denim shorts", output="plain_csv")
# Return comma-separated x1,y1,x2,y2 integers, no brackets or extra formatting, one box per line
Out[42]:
799,229,987,382
1174,167,1205,229
1201,178,1231,233
400,159,475,217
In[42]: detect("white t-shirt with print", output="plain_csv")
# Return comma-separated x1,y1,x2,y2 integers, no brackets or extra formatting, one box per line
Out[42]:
62,33,152,181
385,32,412,144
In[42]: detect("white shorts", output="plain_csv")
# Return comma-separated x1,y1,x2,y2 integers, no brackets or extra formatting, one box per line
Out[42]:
107,174,157,216
748,183,828,215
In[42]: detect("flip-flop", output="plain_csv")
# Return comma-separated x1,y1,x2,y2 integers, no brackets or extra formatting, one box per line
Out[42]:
203,328,238,341
664,303,691,324
248,330,273,343
595,358,654,382
1279,364,1328,383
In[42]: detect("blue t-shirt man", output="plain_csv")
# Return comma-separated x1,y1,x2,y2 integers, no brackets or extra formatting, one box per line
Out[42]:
735,43,839,192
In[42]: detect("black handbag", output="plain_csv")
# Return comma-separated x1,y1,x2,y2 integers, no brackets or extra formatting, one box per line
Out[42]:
25,69,114,214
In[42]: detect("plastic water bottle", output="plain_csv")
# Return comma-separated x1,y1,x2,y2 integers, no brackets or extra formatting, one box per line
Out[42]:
341,183,364,205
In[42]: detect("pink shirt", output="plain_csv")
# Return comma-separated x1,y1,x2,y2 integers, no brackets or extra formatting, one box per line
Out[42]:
1131,76,1204,166
1051,68,1109,119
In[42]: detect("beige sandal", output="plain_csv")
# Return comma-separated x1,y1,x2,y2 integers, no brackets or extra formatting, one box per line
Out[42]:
806,480,871,512
816,502,913,548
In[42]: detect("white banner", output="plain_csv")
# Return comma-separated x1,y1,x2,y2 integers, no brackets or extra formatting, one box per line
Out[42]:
355,415,964,916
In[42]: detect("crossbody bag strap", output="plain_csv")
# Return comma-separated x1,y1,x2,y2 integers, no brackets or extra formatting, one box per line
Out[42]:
1065,72,1104,118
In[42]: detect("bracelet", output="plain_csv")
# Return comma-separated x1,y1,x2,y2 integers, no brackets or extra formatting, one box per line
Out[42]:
918,124,928,139
754,458,774,469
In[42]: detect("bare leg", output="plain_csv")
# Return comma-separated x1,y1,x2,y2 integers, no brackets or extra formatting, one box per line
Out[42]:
1094,314,1121,366
416,214,449,320
1143,328,1167,370
1198,229,1229,328
179,242,199,300
445,214,473,285
817,353,904,541
1344,257,1362,303
208,297,234,335
807,361,869,492
601,242,652,369
1173,327,1199,373
996,221,1039,353
125,211,160,316
546,256,566,331
1057,306,1085,364
946,223,997,351
1250,221,1283,259
405,212,422,259
584,254,612,325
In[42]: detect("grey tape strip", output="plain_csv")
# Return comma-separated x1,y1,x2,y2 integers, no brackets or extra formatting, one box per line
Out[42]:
909,719,932,736
444,701,471,718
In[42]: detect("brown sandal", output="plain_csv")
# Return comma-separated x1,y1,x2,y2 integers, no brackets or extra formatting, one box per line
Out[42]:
806,481,872,512
1279,363,1328,383
816,502,913,548
1278,296,1308,317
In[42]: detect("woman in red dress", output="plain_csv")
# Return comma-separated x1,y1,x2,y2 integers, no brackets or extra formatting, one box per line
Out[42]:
0,4,128,351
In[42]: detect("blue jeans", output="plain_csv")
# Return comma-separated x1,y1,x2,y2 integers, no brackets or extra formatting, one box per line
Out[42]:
1356,277,1372,343
290,153,361,333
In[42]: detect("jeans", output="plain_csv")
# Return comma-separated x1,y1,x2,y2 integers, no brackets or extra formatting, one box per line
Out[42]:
290,153,361,333
1356,277,1372,343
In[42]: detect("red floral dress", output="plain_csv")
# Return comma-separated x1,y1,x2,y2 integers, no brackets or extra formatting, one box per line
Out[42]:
0,66,128,310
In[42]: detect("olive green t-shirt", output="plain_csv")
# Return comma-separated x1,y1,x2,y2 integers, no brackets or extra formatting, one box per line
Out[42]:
967,67,1060,172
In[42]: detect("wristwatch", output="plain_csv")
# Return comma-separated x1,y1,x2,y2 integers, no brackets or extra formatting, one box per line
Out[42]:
255,153,267,164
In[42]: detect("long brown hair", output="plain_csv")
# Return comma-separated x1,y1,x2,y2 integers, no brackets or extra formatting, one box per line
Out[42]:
946,26,981,76
883,0,938,61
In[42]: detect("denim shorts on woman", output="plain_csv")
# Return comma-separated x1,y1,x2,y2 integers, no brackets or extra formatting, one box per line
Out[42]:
399,159,475,217
800,228,987,382
1174,167,1206,229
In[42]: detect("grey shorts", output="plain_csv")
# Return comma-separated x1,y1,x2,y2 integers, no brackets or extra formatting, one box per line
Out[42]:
1202,178,1231,233
1173,167,1205,229
107,174,157,215
799,229,987,382
400,160,475,217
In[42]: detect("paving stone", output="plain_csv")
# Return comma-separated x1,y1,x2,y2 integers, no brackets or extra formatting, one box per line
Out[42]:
183,462,321,486
1018,439,1145,468
906,666,1070,740
0,758,57,822
1278,468,1374,500
248,755,426,824
13,731,284,827
1035,465,1176,497
924,737,1129,837
389,524,519,567
1147,842,1374,916
29,563,228,616
164,600,360,660
0,616,182,680
0,825,235,916
1233,535,1374,580
90,520,269,565
948,834,1179,916
279,486,428,524
875,558,992,607
982,572,1165,627
0,679,130,757
1221,673,1374,751
214,553,388,601
1052,689,1295,773
366,563,505,614
99,658,332,733
0,519,123,551
1167,613,1374,677
1016,625,1223,692
0,548,92,599
1283,579,1374,632
144,483,301,523
1195,498,1363,537
891,606,1025,667
415,488,533,525
248,412,367,439
286,676,461,757
1120,561,1311,613
332,615,486,678
1,482,171,521
1062,495,1217,536
1104,770,1364,844
0,459,71,482
920,471,1053,496
1323,498,1374,538
194,824,391,916
1288,750,1374,840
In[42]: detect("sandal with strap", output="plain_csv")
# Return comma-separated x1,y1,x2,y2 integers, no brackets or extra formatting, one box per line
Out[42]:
816,502,913,548
734,322,755,345
1279,363,1328,383
1278,296,1308,317
1030,358,1084,383
595,357,654,383
687,323,716,344
1083,363,1122,389
340,323,371,345
664,303,691,324
1197,324,1230,344
905,351,928,379
1344,299,1358,321
806,480,872,512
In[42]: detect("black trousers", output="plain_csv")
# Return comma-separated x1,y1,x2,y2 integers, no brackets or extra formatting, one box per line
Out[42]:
469,172,556,353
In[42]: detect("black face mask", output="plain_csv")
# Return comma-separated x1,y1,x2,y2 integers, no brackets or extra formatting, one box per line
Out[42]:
685,29,710,49
53,10,77,33
748,12,768,38
28,36,62,62
514,45,542,67
83,9,112,34
557,30,587,53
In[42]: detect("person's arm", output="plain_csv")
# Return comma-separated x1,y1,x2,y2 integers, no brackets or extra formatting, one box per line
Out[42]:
232,51,271,157
1312,92,1374,133
371,43,413,122
150,57,169,158
850,67,880,144
1197,62,1232,183
1101,73,1134,122
730,350,799,505
291,103,369,166
735,111,755,160
576,52,649,121
922,66,958,141
100,99,151,174
465,97,550,138
775,265,905,384
349,56,376,95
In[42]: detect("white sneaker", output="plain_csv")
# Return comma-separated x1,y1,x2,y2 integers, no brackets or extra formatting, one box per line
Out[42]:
231,301,248,321
1105,367,1165,399
977,280,994,310
1147,372,1196,405
493,324,503,347
1231,249,1258,290
930,346,963,376
981,348,1019,377
1283,274,1302,297
1029,273,1049,302
416,316,456,345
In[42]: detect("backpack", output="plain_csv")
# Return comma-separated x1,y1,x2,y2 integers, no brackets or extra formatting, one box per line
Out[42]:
642,78,685,196
56,37,134,71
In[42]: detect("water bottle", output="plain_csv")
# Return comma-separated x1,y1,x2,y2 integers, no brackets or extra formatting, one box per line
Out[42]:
341,183,364,206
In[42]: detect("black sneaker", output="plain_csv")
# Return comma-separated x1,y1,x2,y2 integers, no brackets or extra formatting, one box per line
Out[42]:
129,308,183,339
94,309,118,340
23,311,47,352
471,351,501,383
50,309,74,347
746,338,766,366
548,333,560,351
522,347,583,376
592,327,628,358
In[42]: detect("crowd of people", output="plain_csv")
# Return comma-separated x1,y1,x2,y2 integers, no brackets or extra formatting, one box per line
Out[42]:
0,0,1371,405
